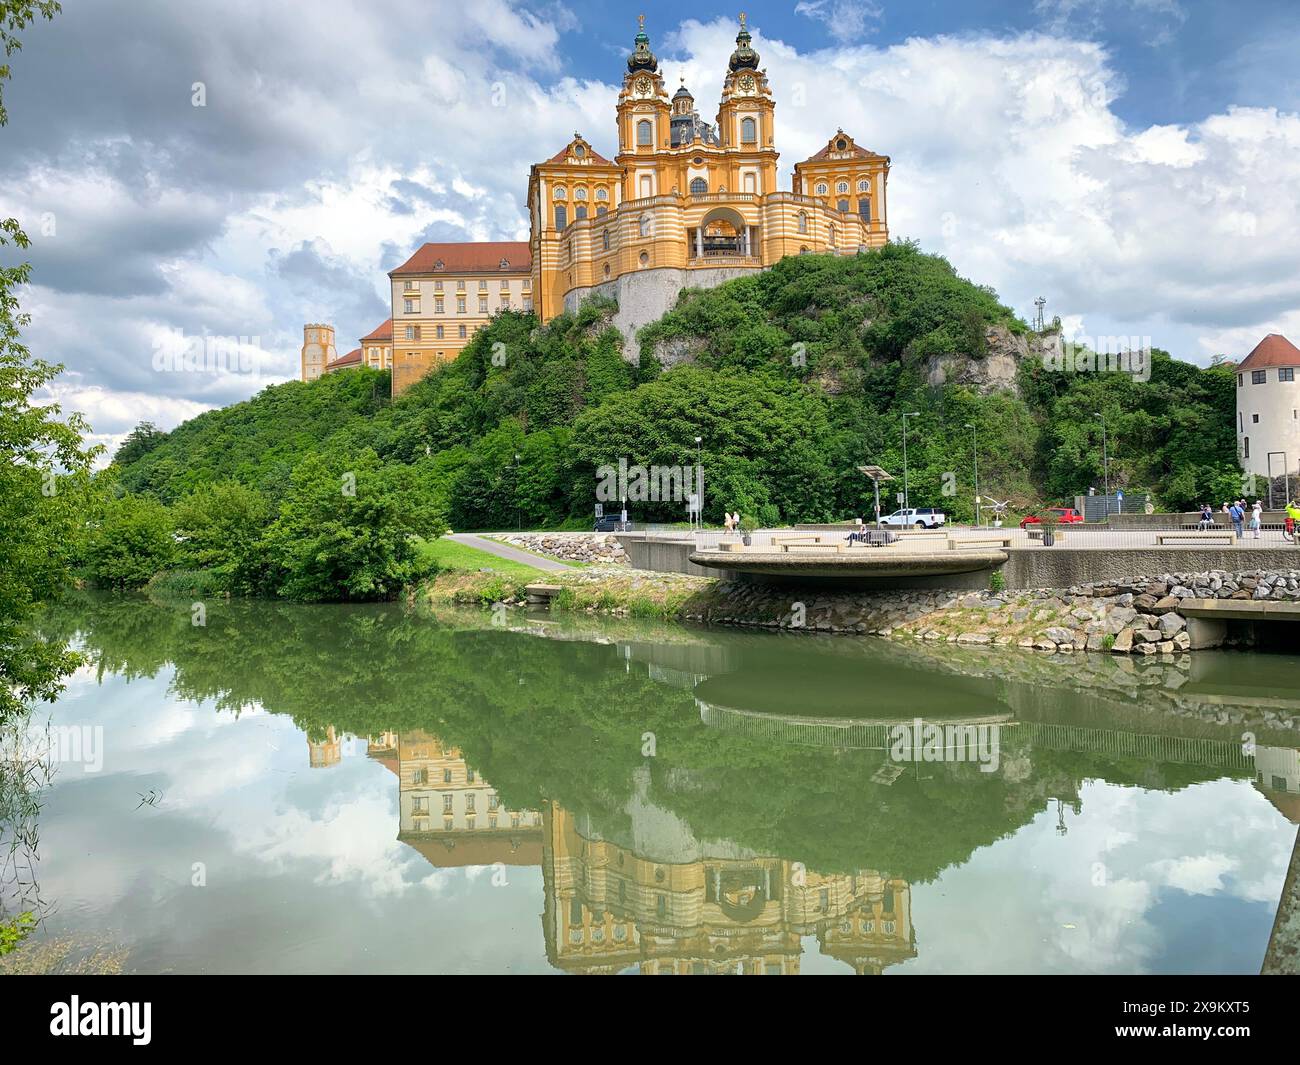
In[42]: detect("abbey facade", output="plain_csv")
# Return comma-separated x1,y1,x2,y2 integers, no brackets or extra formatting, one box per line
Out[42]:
306,17,891,395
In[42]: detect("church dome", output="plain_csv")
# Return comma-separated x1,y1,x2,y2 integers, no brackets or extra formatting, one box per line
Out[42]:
728,15,759,71
627,23,658,73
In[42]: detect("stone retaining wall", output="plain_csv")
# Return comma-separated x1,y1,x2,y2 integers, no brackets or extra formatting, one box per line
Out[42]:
489,533,627,565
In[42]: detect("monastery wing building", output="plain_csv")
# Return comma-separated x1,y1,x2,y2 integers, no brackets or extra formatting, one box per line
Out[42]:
306,16,891,395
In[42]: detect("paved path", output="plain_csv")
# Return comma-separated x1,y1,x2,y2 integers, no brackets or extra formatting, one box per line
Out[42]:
447,533,570,573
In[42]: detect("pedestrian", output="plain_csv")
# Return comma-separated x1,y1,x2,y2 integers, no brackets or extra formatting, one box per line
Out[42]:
1285,499,1300,542
723,511,734,535
1250,500,1262,538
1228,500,1244,539
1198,503,1214,529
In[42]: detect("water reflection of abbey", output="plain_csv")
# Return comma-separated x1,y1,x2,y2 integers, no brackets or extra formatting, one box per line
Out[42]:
300,631,1300,973
306,725,916,974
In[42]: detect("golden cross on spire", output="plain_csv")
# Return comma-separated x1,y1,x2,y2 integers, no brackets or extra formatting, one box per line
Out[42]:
739,11,747,29
638,13,645,30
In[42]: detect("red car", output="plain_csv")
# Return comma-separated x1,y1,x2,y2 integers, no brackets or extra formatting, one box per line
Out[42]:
1019,507,1084,529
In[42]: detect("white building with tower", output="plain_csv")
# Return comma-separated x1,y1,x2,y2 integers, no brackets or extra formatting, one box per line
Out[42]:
1235,333,1300,481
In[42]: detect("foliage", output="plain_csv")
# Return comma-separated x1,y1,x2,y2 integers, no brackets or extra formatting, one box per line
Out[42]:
82,492,176,589
0,910,35,955
171,480,273,592
257,449,446,602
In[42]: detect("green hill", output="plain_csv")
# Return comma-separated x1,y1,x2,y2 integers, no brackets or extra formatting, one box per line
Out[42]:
113,242,1240,528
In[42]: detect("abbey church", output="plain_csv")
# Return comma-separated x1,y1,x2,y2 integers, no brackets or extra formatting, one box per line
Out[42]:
304,16,891,394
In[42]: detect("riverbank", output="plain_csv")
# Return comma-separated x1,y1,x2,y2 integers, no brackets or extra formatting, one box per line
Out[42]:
425,563,1300,655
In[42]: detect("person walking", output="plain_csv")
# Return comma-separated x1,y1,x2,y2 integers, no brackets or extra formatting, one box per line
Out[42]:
1228,500,1245,539
723,511,735,536
1285,499,1300,542
1250,500,1263,538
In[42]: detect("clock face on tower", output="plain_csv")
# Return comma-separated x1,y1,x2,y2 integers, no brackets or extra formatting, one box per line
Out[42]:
738,73,756,93
634,75,652,96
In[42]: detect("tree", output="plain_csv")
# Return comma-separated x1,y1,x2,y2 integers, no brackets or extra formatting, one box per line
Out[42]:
260,449,446,602
171,481,274,591
83,493,176,589
0,0,85,724
112,421,166,467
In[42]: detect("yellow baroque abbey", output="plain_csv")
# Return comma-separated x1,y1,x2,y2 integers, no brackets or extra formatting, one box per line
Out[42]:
306,16,890,395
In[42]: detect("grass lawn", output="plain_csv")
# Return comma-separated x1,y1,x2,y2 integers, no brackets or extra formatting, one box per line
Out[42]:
416,536,545,580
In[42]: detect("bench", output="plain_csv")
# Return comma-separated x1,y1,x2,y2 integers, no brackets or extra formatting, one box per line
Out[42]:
1026,528,1066,542
893,528,948,538
770,533,822,546
1156,531,1236,546
948,535,1013,551
779,541,845,553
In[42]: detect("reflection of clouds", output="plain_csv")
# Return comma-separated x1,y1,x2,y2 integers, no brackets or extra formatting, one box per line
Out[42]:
905,778,1293,974
45,668,447,901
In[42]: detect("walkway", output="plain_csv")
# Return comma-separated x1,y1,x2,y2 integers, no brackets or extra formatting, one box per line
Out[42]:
447,532,571,573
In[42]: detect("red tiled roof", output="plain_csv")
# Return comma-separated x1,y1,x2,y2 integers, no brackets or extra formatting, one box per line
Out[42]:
390,241,531,276
1238,333,1300,372
326,347,363,369
361,318,392,342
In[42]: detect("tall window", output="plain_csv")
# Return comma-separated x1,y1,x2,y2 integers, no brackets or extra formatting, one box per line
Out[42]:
828,224,836,246
1281,367,1296,382
575,204,587,220
554,204,567,229
859,198,871,221
637,119,653,145
797,212,808,233
1243,437,1250,458
596,205,607,216
837,198,849,213
741,116,756,143
689,177,708,195
602,229,610,251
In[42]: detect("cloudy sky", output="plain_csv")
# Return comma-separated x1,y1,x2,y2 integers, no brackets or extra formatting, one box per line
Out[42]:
2,0,1298,456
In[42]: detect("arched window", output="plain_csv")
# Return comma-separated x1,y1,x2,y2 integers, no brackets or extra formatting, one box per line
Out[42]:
815,182,828,196
574,187,587,200
837,181,849,194
858,198,871,221
554,204,567,229
797,211,808,233
602,229,610,251
595,187,608,201
828,224,836,246
689,177,708,195
740,116,757,143
637,119,653,145
553,187,566,199
837,199,849,213
575,204,587,220
857,178,870,192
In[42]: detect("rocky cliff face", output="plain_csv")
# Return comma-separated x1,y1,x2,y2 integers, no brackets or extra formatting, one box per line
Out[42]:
923,326,1048,397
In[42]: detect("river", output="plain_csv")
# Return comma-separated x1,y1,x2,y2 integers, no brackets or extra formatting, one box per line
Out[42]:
4,593,1298,974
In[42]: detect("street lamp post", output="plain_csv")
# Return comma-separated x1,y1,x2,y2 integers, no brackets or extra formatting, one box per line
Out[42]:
694,435,703,531
965,422,979,529
514,452,522,530
901,412,920,515
1094,413,1109,518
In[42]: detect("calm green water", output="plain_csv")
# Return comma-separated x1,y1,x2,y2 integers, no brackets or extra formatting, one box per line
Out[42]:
9,594,1299,974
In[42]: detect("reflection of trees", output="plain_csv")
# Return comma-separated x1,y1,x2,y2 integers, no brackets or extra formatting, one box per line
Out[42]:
40,593,1249,884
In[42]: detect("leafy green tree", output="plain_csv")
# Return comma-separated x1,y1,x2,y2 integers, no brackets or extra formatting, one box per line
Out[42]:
83,493,176,589
260,449,446,602
0,0,87,725
172,481,274,591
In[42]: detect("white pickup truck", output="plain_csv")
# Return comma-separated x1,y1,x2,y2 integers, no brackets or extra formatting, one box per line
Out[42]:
879,507,947,529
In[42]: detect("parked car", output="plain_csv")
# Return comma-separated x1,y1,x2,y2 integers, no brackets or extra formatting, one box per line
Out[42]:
1019,506,1084,529
594,514,632,532
879,507,947,529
